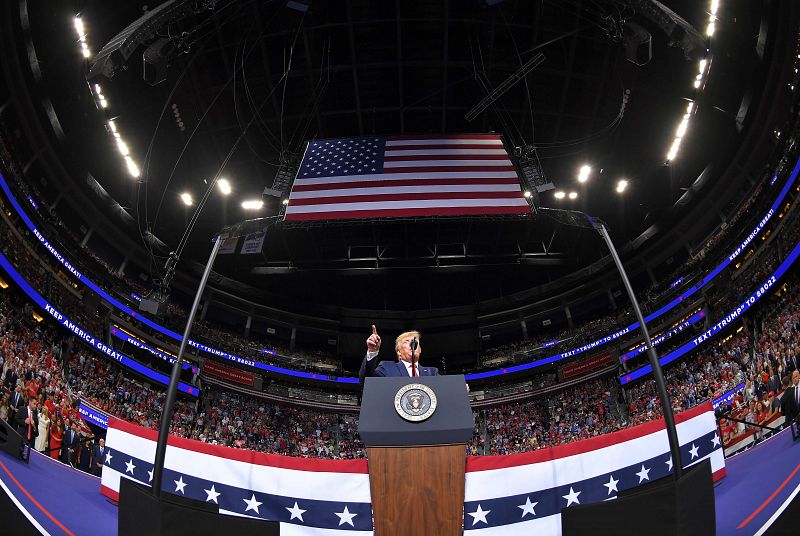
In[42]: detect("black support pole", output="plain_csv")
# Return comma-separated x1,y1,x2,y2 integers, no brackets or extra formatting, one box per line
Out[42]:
151,234,224,496
596,223,683,478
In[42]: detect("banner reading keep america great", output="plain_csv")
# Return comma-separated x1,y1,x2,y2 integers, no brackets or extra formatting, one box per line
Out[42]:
101,402,723,534
284,134,531,221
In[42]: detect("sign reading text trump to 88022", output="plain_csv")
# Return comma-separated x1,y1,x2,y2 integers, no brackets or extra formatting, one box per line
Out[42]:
394,383,437,422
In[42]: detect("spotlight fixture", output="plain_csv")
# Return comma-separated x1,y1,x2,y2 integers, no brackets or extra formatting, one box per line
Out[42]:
523,191,532,198
282,199,290,205
554,191,566,200
577,165,591,183
73,16,90,58
180,192,193,206
568,192,578,200
217,178,232,195
616,180,628,193
241,200,264,210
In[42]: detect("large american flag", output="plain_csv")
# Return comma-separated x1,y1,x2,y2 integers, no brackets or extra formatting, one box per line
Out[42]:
284,134,531,221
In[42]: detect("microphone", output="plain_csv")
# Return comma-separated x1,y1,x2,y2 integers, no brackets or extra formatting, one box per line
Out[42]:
410,337,418,363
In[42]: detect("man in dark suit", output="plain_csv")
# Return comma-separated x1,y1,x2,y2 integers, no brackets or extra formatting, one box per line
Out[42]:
359,326,439,383
13,397,38,450
91,438,106,476
781,371,800,438
62,422,80,465
9,384,24,419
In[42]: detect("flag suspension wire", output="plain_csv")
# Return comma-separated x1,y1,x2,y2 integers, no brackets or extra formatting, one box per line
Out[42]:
593,218,683,478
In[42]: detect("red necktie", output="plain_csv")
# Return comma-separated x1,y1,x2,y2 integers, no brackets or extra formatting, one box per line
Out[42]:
411,362,418,377
27,409,32,441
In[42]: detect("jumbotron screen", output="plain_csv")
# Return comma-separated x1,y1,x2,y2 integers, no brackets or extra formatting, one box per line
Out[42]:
283,134,531,221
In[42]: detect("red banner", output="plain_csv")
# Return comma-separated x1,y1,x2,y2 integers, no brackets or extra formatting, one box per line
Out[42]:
561,351,614,380
203,360,254,387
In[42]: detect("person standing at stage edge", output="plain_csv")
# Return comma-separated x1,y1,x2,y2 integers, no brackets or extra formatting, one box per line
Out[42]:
13,397,38,452
359,325,439,383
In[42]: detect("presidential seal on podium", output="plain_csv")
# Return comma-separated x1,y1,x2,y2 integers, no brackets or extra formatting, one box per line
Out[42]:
394,383,438,422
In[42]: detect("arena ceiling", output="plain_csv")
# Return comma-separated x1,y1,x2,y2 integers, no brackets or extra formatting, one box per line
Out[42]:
3,0,783,310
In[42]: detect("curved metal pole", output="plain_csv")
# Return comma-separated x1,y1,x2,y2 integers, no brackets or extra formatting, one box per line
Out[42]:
597,223,683,478
151,235,223,496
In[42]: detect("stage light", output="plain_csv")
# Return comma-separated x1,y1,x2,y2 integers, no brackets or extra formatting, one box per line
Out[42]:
217,178,232,195
180,193,193,206
554,191,566,199
241,200,264,210
73,15,91,58
686,102,694,113
667,138,681,161
693,79,701,89
577,165,591,183
108,120,117,133
523,191,532,198
706,22,715,37
568,192,578,200
124,156,140,178
282,199,289,205
116,139,129,156
616,180,628,193
676,118,689,138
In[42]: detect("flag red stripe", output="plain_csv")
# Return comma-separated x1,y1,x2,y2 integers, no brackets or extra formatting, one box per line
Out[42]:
284,205,531,221
291,177,521,192
383,143,503,151
384,165,515,173
288,191,525,206
386,134,501,140
384,154,511,162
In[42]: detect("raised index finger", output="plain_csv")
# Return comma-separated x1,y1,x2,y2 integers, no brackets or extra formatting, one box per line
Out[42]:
372,324,377,335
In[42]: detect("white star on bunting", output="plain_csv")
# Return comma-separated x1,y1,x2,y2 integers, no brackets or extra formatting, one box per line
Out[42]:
711,434,721,448
689,443,700,459
125,459,136,475
335,506,357,527
105,452,113,464
517,497,537,518
468,504,491,525
666,457,673,472
563,487,581,507
243,494,262,514
174,476,187,494
604,475,619,495
636,465,651,483
148,469,153,482
204,484,220,504
286,501,307,522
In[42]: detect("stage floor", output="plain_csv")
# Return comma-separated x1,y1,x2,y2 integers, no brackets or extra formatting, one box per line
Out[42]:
0,428,798,535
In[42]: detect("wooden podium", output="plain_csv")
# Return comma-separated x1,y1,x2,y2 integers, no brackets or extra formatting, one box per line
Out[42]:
359,376,474,536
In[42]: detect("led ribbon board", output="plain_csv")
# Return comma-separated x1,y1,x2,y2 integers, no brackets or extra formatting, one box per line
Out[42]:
1,155,798,384
0,250,198,396
79,400,110,430
110,325,195,372
712,382,745,411
620,237,800,385
619,310,705,362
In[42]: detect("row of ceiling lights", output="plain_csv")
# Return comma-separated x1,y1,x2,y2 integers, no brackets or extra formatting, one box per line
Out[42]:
75,15,142,179
74,15,270,211
544,165,628,201
665,0,719,164
179,179,274,210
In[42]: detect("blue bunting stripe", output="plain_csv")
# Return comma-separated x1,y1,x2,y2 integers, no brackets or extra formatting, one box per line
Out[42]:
102,448,373,531
462,430,721,530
